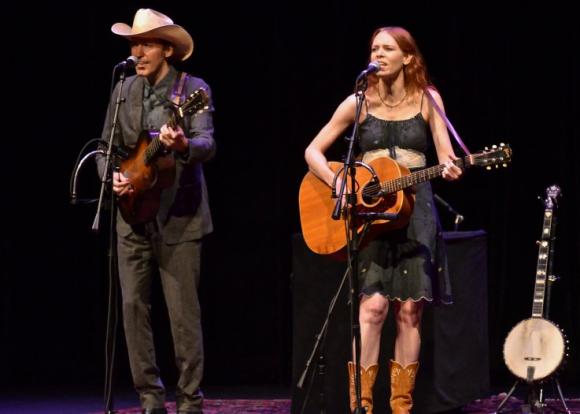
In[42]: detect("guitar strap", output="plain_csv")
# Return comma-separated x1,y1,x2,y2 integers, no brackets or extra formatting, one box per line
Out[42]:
424,88,471,156
171,71,189,106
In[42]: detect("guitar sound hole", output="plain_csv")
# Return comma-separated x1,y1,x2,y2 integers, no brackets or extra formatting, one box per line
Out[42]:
362,180,383,205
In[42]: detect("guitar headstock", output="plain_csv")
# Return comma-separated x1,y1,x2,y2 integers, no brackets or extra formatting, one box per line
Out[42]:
468,143,512,169
177,87,210,119
543,184,561,209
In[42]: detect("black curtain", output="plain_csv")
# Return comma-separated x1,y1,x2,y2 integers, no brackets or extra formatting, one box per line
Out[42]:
2,0,578,391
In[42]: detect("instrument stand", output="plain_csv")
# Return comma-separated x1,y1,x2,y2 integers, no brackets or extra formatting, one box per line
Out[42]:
495,377,570,414
497,187,569,414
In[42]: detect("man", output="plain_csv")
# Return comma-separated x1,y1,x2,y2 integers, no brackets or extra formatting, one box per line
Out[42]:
97,8,215,414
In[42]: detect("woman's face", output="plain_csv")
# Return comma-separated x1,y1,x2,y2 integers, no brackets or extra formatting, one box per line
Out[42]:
370,31,411,77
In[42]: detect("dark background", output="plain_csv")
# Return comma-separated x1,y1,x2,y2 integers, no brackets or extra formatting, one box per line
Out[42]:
2,0,578,397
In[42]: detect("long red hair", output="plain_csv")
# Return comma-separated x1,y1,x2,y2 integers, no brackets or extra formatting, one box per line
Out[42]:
369,27,432,94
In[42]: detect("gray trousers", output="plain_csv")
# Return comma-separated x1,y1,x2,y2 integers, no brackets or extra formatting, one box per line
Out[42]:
117,227,204,411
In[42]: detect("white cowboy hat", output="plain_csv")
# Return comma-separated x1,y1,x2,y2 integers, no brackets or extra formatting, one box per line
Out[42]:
111,8,194,61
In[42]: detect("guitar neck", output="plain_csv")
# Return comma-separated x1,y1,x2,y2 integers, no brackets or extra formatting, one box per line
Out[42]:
531,207,554,318
166,111,179,129
143,112,180,164
379,157,467,194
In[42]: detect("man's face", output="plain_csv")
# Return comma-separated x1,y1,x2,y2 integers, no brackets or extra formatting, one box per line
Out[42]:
130,38,174,84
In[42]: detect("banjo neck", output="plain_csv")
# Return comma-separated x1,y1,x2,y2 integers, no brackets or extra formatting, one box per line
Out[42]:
503,184,565,383
531,201,556,318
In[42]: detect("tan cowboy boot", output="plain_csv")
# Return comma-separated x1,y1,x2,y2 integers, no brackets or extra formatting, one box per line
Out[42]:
389,360,419,414
348,361,379,414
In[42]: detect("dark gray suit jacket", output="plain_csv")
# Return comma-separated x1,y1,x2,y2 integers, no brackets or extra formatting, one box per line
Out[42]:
97,67,215,244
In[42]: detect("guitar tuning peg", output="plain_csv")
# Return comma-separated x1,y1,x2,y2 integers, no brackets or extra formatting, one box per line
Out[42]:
500,142,505,147
486,166,491,170
484,146,489,151
503,163,508,168
492,144,497,149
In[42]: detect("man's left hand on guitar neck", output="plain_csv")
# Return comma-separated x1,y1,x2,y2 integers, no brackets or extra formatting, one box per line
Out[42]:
159,124,189,153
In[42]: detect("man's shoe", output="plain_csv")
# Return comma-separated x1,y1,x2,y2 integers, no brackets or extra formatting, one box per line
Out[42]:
141,408,168,414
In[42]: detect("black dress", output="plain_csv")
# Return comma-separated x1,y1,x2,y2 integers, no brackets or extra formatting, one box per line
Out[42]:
356,112,452,304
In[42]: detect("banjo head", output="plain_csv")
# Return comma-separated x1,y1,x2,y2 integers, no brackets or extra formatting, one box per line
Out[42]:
503,318,566,381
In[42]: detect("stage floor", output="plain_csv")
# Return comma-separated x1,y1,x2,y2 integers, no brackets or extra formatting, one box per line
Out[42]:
1,385,579,414
0,385,291,414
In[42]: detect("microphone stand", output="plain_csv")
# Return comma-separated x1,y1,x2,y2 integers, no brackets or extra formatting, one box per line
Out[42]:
91,63,132,414
331,74,371,414
297,267,350,414
296,70,400,413
69,139,119,414
92,63,129,233
433,194,464,231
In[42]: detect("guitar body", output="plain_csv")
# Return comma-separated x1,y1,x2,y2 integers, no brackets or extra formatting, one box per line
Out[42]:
298,144,511,255
299,156,414,256
118,130,176,225
112,87,209,225
503,317,566,381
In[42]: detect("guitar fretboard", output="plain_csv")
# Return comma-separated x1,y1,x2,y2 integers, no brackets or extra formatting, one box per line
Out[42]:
531,209,554,318
380,158,467,194
141,89,207,165
143,113,180,165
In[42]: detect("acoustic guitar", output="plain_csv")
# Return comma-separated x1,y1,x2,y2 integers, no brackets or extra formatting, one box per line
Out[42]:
298,144,512,255
503,185,567,382
117,87,209,225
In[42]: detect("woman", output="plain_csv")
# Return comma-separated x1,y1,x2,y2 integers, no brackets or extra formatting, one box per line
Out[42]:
304,27,462,414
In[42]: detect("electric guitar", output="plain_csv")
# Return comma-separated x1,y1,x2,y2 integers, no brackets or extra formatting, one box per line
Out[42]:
298,144,512,255
503,185,567,382
117,87,209,225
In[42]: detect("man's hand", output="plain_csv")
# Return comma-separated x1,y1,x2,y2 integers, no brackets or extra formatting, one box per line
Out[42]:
113,171,134,196
159,124,188,153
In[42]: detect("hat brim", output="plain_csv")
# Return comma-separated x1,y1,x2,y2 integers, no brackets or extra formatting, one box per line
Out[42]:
111,23,194,61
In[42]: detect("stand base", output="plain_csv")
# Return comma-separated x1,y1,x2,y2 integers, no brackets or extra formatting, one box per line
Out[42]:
496,378,571,414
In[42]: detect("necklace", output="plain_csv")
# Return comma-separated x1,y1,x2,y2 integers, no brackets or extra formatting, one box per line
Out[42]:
378,88,407,108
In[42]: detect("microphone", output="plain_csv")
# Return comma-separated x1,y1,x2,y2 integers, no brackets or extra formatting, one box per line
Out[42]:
357,61,381,79
358,211,399,221
116,56,139,68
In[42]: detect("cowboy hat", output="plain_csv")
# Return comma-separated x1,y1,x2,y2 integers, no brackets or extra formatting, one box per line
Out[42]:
111,8,194,61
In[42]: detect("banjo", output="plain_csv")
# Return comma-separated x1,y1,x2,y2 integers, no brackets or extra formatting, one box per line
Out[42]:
503,185,567,382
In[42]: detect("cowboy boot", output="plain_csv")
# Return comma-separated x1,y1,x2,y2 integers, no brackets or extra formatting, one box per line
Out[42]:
389,360,419,414
348,361,379,414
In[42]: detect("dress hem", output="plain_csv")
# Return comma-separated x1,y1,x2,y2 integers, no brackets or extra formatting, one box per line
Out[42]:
360,292,453,305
